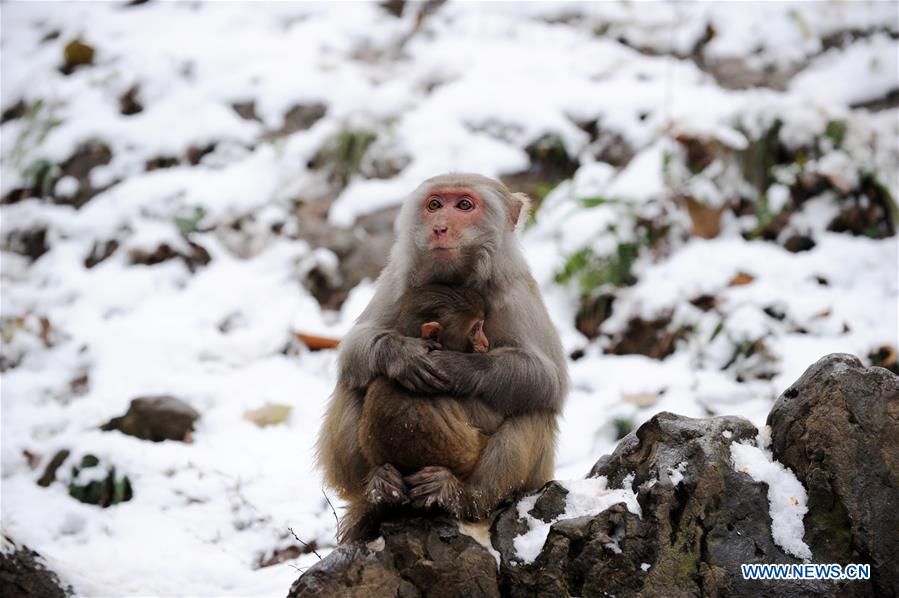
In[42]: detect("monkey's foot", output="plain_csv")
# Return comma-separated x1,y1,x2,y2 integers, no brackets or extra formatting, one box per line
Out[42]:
364,463,409,505
405,466,465,517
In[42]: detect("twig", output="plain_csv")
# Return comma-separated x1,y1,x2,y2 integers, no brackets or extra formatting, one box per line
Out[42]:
288,527,322,560
322,488,339,529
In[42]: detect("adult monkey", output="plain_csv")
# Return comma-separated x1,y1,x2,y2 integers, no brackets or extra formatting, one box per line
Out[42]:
317,173,568,541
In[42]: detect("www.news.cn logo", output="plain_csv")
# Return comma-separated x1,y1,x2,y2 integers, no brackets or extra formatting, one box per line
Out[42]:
741,563,871,581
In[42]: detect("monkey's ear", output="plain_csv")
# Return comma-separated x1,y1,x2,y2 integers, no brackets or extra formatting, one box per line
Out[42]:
509,192,531,230
421,321,443,341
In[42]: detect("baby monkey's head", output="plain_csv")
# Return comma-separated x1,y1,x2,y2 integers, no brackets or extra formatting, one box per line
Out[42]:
398,284,489,353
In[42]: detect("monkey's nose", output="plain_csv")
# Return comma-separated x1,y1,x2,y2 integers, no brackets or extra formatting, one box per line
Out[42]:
433,225,448,236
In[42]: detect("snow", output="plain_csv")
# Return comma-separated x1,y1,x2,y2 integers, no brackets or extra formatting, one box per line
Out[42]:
730,429,813,560
1,1,896,594
512,477,642,564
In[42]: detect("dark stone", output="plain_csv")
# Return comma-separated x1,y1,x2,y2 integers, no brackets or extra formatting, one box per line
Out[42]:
769,353,899,596
294,203,397,311
380,0,406,18
57,141,114,208
267,103,327,140
850,88,899,112
101,395,200,442
783,234,816,253
118,85,143,116
288,517,499,598
528,482,569,523
3,228,48,261
185,143,216,166
606,314,689,360
231,101,260,122
0,540,70,597
84,240,119,268
575,293,614,339
500,134,582,205
690,293,718,311
128,240,210,272
289,354,893,597
1,99,27,124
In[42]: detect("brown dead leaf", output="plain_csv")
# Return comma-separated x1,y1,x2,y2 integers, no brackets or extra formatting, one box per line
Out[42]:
295,332,340,351
728,272,755,287
683,196,724,239
824,173,851,195
244,403,292,427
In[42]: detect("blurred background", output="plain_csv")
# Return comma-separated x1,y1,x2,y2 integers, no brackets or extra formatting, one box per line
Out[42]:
1,1,897,594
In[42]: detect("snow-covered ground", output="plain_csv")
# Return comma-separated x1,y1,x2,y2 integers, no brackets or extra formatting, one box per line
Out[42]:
1,2,897,595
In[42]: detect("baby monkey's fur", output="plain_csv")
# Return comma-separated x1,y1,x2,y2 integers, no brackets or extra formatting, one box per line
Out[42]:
351,284,503,539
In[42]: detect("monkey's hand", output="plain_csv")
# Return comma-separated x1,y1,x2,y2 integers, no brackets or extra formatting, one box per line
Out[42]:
427,351,489,396
382,335,451,394
429,347,562,415
364,463,409,506
405,466,465,517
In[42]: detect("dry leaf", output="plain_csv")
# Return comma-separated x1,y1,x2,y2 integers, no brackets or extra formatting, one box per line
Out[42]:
244,403,292,427
295,332,340,351
684,196,724,239
622,392,662,408
824,173,851,195
728,272,755,287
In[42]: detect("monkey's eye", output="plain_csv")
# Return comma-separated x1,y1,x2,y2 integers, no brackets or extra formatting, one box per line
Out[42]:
427,197,442,211
457,197,474,211
470,321,481,335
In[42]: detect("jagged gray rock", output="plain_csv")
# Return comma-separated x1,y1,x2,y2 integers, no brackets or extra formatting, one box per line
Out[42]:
769,353,898,597
0,538,70,597
288,354,898,597
288,517,499,598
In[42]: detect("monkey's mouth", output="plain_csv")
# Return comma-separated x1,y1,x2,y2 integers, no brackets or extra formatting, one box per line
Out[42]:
429,245,461,260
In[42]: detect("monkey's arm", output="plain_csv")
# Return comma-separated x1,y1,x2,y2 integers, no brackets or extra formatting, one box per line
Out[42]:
430,347,565,415
338,323,449,393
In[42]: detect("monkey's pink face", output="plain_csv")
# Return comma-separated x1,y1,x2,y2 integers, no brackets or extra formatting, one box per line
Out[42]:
422,188,483,259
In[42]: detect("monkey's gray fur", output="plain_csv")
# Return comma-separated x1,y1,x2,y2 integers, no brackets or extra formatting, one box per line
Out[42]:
316,173,568,541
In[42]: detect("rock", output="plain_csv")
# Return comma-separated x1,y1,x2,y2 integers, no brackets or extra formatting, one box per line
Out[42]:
288,517,499,598
84,240,119,268
288,354,895,596
0,538,70,597
127,240,211,272
783,234,816,253
3,227,48,261
769,353,899,596
101,395,200,442
272,103,327,139
118,85,143,116
294,203,397,310
606,313,689,360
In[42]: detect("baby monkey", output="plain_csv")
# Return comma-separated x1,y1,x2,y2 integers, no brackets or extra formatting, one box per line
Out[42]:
351,284,503,537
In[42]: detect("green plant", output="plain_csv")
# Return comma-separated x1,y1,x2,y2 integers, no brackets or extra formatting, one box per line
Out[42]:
612,416,634,439
824,120,848,149
22,158,60,197
174,206,207,234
